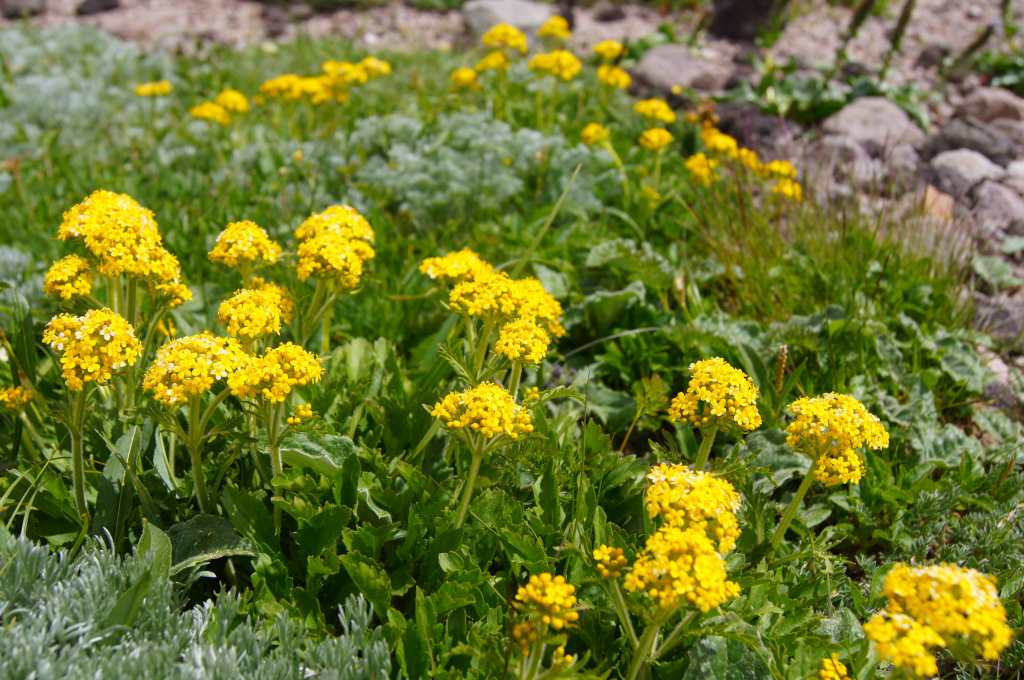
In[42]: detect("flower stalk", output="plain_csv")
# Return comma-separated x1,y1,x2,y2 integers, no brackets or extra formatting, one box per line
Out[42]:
771,457,819,547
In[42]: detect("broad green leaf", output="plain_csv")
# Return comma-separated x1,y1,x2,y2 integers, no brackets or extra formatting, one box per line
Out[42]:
340,552,391,618
280,432,357,477
137,521,172,583
166,513,253,576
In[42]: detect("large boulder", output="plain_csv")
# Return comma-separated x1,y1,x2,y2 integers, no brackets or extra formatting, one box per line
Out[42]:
633,44,734,93
922,118,1023,166
956,87,1024,123
820,97,926,156
709,0,783,41
462,0,551,41
1,0,45,18
930,148,1004,199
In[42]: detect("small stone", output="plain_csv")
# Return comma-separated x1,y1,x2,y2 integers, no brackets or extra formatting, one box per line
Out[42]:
821,97,927,156
957,87,1024,123
76,0,117,15
974,292,1024,344
922,118,1022,166
886,143,921,190
709,0,781,41
930,148,1004,198
1008,160,1024,178
924,185,955,221
716,101,801,155
1,0,45,19
633,44,734,93
971,180,1024,237
594,3,625,22
462,0,551,40
916,44,950,69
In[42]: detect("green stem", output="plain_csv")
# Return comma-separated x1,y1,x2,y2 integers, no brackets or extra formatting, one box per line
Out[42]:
771,458,818,547
653,150,663,188
473,318,496,380
693,426,718,470
625,613,666,680
321,302,334,355
610,580,640,648
508,362,523,398
523,641,545,680
69,389,89,527
187,397,211,513
652,612,695,660
454,444,483,529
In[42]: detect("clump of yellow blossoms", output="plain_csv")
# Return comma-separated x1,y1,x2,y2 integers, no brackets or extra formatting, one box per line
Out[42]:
597,64,631,89
736,147,761,172
251,277,294,323
581,122,610,146
771,178,803,203
494,318,550,364
639,128,673,152
684,152,719,186
668,358,762,432
475,50,509,73
260,73,337,104
0,386,33,411
215,89,249,114
358,56,392,79
218,288,285,341
763,159,797,179
419,248,494,283
514,573,580,631
481,23,528,53
863,611,945,677
529,50,582,81
450,66,478,90
593,39,624,62
644,463,741,553
134,80,172,97
190,101,231,126
43,308,142,391
786,393,888,485
624,525,740,612
295,205,376,288
538,15,571,40
634,98,676,124
208,220,282,271
143,333,248,406
448,270,519,320
593,545,628,579
228,343,323,403
431,382,533,439
818,654,850,680
44,254,92,301
701,127,739,157
287,403,314,425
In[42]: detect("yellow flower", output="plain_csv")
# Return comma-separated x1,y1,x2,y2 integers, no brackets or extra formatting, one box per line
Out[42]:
514,573,579,630
44,254,92,301
763,159,797,178
322,60,369,86
251,276,294,323
431,382,533,439
144,333,249,407
701,127,739,157
295,205,376,288
287,403,314,425
507,277,566,337
737,147,761,172
593,545,628,579
419,248,494,283
786,393,888,486
43,308,142,391
228,343,323,403
294,204,375,243
644,463,742,553
593,39,624,62
639,127,673,152
481,23,528,53
550,645,575,668
357,56,392,79
668,358,761,432
538,15,571,40
684,152,719,186
494,318,551,364
634,98,676,124
448,271,565,336
818,653,850,680
529,50,582,81
771,178,803,203
260,74,340,104
864,611,944,678
209,220,282,270
597,64,631,89
190,101,231,125
0,386,33,412
214,88,249,114
623,525,741,612
218,288,285,341
581,122,610,146
475,50,509,73
134,80,172,97
450,66,479,90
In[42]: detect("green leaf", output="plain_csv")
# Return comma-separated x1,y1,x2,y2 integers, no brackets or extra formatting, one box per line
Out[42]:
166,513,253,576
340,552,391,618
680,636,770,680
100,568,153,634
296,504,351,558
973,255,1024,290
536,457,559,528
221,485,278,555
280,432,357,477
137,521,172,583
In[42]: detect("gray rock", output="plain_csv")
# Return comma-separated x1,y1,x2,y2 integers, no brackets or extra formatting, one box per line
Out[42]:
75,0,117,15
716,101,801,155
808,134,885,190
1,0,45,18
991,119,1024,148
922,118,1022,166
633,44,733,93
886,143,922,190
930,148,1004,198
1008,160,1024,179
709,0,783,41
975,292,1024,344
970,180,1024,237
462,0,551,40
821,97,927,156
979,349,1021,413
957,87,1024,123
915,44,950,69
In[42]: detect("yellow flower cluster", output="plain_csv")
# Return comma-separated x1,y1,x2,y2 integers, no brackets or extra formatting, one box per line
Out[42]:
865,563,1012,675
446,269,565,337
597,64,630,89
0,386,33,411
593,39,624,62
190,101,231,126
260,73,335,104
481,23,528,54
581,122,610,146
668,358,762,432
538,15,571,41
475,50,509,73
44,254,93,301
550,645,575,668
494,318,550,364
514,573,580,631
228,343,323,403
143,333,248,406
785,393,888,486
701,127,739,157
639,127,673,152
218,287,285,341
529,50,582,81
251,276,294,323
430,382,533,439
287,403,314,425
623,525,741,612
419,248,494,283
763,159,797,178
684,152,719,186
771,178,803,202
450,66,478,90
43,308,142,391
593,545,628,579
818,654,850,680
644,463,742,553
295,205,376,288
214,88,250,113
634,98,676,124
134,80,172,97
208,220,282,271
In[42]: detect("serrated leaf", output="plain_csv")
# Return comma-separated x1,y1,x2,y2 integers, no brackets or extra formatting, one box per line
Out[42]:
340,552,391,619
